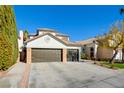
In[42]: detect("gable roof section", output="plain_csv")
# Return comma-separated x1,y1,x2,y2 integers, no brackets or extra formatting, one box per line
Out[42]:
25,33,81,47
76,38,97,45
37,28,58,33
56,33,69,37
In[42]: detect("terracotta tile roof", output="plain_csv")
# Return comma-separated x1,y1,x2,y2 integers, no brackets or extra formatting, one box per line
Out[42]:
28,33,37,36
56,33,69,37
25,33,81,47
61,39,81,46
76,38,97,45
37,28,58,33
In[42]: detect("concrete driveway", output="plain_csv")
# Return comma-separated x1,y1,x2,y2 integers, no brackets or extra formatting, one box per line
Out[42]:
0,61,124,88
28,62,124,88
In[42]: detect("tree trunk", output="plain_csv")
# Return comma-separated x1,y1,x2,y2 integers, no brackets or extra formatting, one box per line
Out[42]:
109,50,118,64
122,48,124,63
109,38,123,64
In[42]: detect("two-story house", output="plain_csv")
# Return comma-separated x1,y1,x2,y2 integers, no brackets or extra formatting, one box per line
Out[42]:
21,28,82,63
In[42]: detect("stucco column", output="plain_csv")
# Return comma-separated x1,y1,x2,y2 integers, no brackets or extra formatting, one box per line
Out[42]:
94,44,98,59
26,48,32,64
17,52,20,62
62,48,67,63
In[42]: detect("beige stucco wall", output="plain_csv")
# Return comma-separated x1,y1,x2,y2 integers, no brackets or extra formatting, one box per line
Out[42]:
85,47,90,58
26,48,32,64
97,47,113,59
27,35,67,48
18,30,23,52
62,48,67,63
115,49,122,60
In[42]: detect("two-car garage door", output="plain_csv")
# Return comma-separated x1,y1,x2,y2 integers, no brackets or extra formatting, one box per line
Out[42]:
32,48,62,62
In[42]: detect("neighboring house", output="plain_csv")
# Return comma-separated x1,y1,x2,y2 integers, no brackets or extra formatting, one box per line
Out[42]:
18,30,23,52
77,38,122,61
23,28,81,63
77,38,98,59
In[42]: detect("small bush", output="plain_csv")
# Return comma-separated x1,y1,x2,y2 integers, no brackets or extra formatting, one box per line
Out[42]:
81,53,88,59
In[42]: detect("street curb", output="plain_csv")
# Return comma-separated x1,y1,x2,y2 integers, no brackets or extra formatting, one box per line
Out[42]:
19,63,31,88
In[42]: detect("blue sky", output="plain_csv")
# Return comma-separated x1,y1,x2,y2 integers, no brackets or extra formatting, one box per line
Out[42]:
13,5,124,41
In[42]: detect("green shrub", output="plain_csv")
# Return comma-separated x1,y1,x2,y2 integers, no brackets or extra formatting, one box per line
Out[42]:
0,5,18,71
81,53,88,59
0,33,12,70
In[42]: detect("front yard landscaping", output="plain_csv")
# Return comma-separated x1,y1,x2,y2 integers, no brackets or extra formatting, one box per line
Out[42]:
0,6,18,71
95,61,124,69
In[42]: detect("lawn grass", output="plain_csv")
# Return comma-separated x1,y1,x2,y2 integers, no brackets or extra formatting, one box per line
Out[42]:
98,61,124,69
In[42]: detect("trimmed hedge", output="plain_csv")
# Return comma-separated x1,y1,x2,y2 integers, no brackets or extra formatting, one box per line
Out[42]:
0,5,18,71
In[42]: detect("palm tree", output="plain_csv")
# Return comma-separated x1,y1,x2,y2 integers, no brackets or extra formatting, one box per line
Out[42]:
23,30,28,41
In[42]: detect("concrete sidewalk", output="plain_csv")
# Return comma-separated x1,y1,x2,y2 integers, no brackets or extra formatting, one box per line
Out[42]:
0,62,26,88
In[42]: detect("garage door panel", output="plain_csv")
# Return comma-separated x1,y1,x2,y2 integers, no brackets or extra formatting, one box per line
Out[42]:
32,49,62,62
